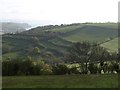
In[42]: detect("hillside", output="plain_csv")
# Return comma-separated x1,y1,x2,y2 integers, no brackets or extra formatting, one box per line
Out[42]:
1,22,31,33
100,37,118,52
22,23,118,42
2,23,118,60
62,25,117,42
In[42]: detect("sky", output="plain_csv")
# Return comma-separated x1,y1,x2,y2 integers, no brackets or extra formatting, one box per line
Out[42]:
0,0,119,26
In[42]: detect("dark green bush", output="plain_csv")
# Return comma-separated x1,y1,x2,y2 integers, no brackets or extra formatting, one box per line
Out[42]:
88,63,97,74
52,64,69,75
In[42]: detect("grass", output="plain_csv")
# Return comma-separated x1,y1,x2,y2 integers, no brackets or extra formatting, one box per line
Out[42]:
3,37,32,49
87,23,118,29
2,74,118,88
49,37,72,47
100,37,118,52
51,24,84,33
63,25,117,42
40,40,68,55
2,37,34,59
2,52,19,60
2,23,118,60
63,33,107,42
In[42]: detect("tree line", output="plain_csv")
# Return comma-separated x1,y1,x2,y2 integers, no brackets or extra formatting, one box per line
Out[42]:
2,42,120,76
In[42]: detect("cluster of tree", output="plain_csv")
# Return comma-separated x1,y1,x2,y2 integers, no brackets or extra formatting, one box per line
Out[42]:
64,42,120,74
2,57,79,76
2,50,63,76
2,58,119,76
2,58,53,76
53,61,119,75
2,42,120,76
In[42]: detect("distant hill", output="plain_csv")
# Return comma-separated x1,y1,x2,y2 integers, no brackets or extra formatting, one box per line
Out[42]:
1,22,31,34
2,23,118,60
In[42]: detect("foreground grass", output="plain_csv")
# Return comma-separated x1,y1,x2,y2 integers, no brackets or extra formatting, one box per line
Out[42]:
2,74,118,88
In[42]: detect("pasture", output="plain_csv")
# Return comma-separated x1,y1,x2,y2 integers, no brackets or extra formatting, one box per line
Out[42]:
100,37,118,52
63,25,117,42
2,74,118,88
2,23,118,60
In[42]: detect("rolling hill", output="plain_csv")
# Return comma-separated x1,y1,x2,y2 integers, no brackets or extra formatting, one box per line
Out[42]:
62,25,117,42
2,23,118,60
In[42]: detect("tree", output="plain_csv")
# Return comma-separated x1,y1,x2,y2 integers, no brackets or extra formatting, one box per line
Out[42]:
31,60,44,75
42,51,62,65
52,64,68,75
65,42,92,74
33,47,40,54
89,46,110,62
65,42,110,74
88,63,97,74
117,49,120,60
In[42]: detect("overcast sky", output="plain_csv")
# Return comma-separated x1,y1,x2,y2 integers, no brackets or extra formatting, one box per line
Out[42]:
0,0,119,25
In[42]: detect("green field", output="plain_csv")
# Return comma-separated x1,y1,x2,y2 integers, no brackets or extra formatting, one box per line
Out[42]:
3,75,118,88
86,23,118,29
63,25,117,42
100,37,118,52
2,23,118,59
51,24,84,33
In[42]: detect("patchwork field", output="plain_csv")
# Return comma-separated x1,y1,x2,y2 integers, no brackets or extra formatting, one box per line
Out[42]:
63,25,117,42
2,23,118,60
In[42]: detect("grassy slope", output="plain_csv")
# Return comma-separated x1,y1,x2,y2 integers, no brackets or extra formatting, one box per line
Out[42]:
3,75,118,88
2,37,34,59
3,37,33,49
2,35,71,59
51,24,84,33
86,23,118,29
48,23,116,44
48,23,118,53
48,23,118,43
2,23,118,59
100,37,118,52
63,25,117,42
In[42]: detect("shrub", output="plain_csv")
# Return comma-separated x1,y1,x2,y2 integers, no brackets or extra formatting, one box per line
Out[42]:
111,62,119,73
52,64,69,75
41,64,53,75
68,66,79,74
88,63,97,74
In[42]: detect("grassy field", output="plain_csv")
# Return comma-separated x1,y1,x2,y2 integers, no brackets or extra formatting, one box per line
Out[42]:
100,37,118,52
2,74,118,88
2,23,118,60
63,25,117,42
51,24,84,33
87,23,118,29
